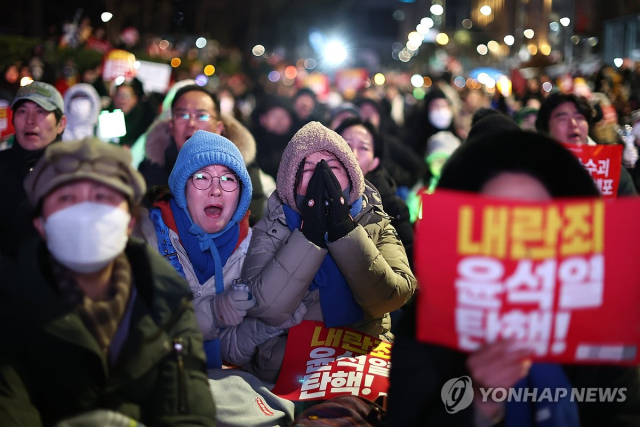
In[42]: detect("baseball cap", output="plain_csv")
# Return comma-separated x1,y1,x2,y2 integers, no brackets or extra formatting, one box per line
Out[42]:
24,136,146,208
11,82,64,112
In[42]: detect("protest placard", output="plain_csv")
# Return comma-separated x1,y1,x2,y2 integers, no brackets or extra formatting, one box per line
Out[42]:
563,143,622,198
271,321,390,401
415,190,640,365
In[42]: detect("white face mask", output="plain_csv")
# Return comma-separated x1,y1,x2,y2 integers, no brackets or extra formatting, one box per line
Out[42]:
429,108,453,129
69,98,93,120
43,202,131,274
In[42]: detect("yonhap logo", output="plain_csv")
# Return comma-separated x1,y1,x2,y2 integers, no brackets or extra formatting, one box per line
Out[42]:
441,376,474,413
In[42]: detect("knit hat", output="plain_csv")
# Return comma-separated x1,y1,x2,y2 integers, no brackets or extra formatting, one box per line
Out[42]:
12,81,64,112
329,103,361,123
438,130,599,197
425,131,461,159
466,113,521,143
169,130,252,225
276,121,364,210
514,107,539,125
24,136,146,207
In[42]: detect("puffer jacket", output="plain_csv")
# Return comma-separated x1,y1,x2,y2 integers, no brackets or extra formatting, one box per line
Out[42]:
0,237,217,426
137,209,252,340
137,209,283,366
239,182,417,383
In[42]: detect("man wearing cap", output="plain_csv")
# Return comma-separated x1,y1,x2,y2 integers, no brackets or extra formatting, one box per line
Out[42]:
0,81,67,258
0,137,216,426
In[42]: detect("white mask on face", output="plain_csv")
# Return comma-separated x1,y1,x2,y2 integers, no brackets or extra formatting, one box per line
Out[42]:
69,98,93,120
429,108,453,129
43,202,131,274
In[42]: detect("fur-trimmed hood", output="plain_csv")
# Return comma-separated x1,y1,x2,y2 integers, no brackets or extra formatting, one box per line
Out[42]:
144,113,257,167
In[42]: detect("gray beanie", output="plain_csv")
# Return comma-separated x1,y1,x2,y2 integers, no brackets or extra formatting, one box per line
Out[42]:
425,131,461,159
276,121,365,211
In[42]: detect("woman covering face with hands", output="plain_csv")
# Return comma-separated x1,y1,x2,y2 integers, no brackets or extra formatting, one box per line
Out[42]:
233,122,416,384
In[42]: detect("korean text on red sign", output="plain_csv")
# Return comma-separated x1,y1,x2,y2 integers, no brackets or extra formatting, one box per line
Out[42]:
562,143,622,198
415,190,640,365
271,321,390,401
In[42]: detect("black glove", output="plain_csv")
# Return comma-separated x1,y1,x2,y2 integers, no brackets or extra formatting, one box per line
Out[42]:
300,161,328,247
318,160,355,241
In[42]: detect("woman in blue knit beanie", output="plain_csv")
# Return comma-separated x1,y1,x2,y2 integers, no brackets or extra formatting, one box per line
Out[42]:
138,130,303,369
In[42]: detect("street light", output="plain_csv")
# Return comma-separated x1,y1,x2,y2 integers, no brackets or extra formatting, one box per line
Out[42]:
524,29,535,39
436,33,449,45
431,5,444,16
480,5,492,16
504,35,515,46
101,12,113,23
324,41,347,65
560,17,570,27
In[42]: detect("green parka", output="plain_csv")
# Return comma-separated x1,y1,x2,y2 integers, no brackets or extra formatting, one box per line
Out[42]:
0,237,217,427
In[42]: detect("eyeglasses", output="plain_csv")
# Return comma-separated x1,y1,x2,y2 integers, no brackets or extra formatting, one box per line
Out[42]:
174,112,214,123
191,171,239,192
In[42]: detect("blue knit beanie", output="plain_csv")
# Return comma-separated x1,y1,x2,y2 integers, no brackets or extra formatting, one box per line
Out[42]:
169,130,252,225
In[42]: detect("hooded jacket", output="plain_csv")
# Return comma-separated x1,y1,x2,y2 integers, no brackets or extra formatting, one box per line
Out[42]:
138,114,266,225
407,88,460,158
238,122,416,383
0,237,217,426
62,83,101,141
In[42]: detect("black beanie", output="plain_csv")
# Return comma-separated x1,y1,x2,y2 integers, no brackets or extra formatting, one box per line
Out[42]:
438,130,599,198
466,113,520,144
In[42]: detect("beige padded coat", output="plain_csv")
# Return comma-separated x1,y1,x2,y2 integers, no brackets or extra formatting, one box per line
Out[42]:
239,183,416,383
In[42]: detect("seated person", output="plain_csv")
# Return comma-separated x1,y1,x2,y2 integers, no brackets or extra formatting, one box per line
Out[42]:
237,121,416,383
0,136,216,426
335,117,414,265
137,130,302,369
387,130,640,426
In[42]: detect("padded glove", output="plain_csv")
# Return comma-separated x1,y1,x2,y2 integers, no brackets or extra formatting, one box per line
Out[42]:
300,161,329,247
318,161,355,241
211,290,256,329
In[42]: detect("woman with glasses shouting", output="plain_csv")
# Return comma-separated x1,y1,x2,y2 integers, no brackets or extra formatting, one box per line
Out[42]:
137,130,303,370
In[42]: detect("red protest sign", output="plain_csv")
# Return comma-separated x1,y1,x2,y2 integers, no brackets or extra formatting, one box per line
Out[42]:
0,104,14,140
271,321,390,401
335,68,369,95
562,143,622,198
415,190,640,365
102,49,136,82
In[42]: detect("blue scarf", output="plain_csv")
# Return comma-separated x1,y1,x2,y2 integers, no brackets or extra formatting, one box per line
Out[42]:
170,198,240,369
170,198,239,288
282,199,364,327
506,363,580,427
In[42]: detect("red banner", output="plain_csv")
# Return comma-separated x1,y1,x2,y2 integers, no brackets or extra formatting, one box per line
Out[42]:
415,191,640,365
271,321,390,401
562,143,622,198
0,104,14,140
335,68,369,95
102,49,136,82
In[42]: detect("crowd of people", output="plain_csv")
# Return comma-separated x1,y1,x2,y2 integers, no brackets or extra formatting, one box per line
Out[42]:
1,57,640,426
